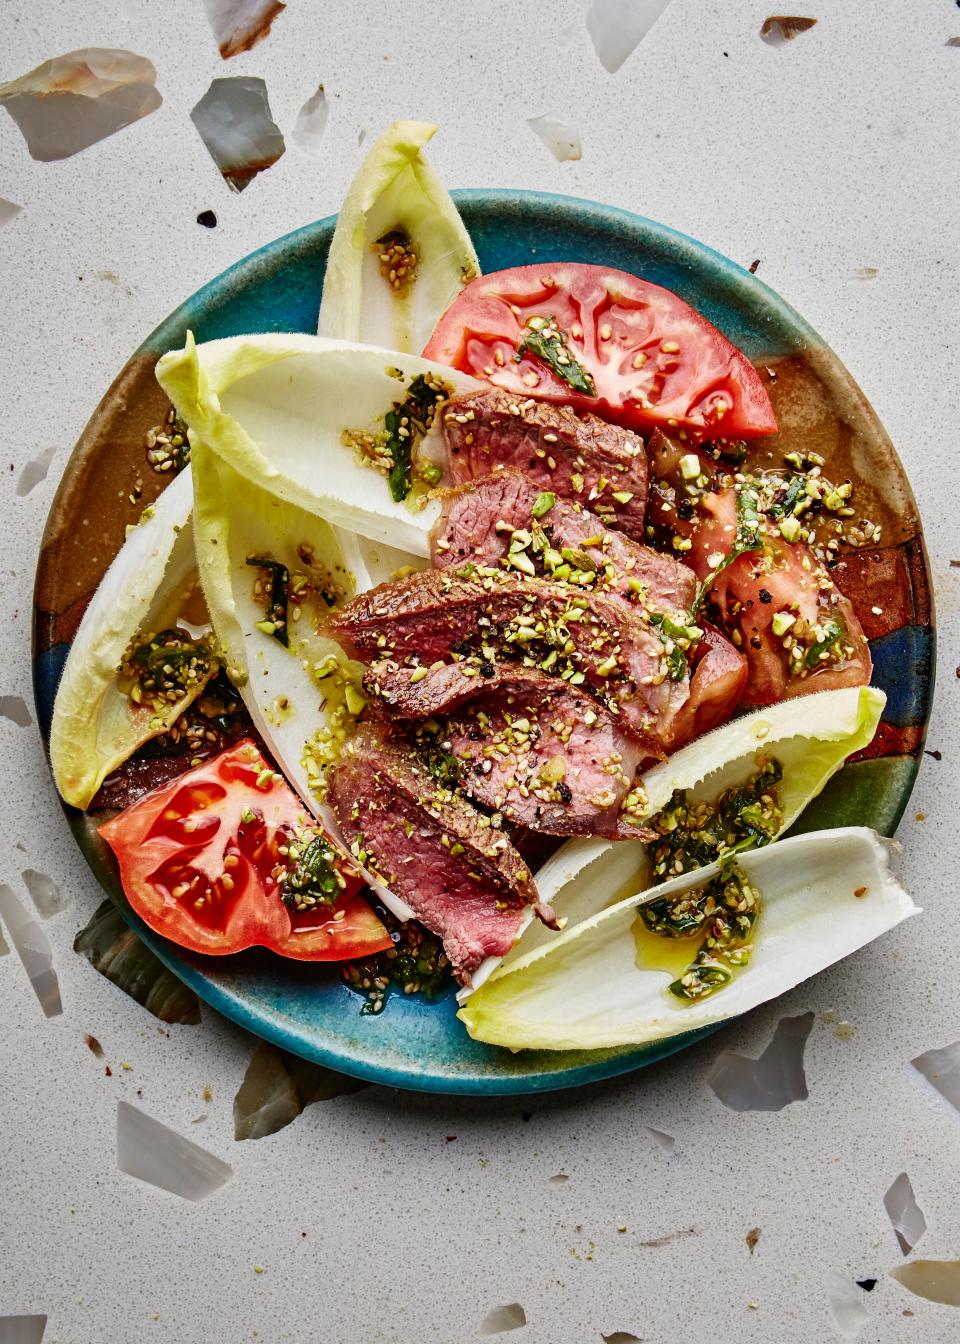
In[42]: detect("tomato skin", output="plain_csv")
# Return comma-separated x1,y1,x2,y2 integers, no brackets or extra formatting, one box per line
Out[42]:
99,741,392,961
423,262,777,440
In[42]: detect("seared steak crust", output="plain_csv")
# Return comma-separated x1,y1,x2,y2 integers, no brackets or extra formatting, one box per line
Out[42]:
442,387,648,540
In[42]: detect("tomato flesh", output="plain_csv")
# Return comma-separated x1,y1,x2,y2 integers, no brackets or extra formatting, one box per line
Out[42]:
423,262,777,441
99,740,392,960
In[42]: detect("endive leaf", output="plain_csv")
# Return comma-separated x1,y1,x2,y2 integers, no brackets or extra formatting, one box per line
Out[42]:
190,436,415,922
525,685,885,958
156,332,480,557
458,828,917,1051
318,120,479,353
191,435,359,825
49,469,213,809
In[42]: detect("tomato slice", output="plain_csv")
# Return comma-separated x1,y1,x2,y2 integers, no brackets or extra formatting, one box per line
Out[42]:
422,262,777,440
99,741,392,960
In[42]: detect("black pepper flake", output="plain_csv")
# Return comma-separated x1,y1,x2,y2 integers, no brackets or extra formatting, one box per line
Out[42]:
196,210,218,228
758,588,773,604
856,1279,877,1292
924,749,942,761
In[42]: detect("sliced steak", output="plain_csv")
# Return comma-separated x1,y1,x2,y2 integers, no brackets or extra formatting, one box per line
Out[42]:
331,567,687,753
409,666,652,839
328,725,550,984
432,468,696,615
442,387,648,540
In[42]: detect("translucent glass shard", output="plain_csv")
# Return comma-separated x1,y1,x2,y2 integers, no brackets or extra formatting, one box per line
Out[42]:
21,869,68,919
527,114,582,162
0,1316,47,1343
912,1040,960,1112
0,49,161,162
587,0,674,73
884,1173,926,1255
292,84,328,157
707,1012,814,1112
646,1126,676,1153
0,199,22,228
0,696,32,727
0,886,62,1018
116,1101,232,1200
16,448,56,498
760,16,818,45
479,1304,527,1336
190,77,285,192
74,899,201,1024
889,1260,960,1307
826,1271,869,1339
202,0,286,60
234,1041,367,1140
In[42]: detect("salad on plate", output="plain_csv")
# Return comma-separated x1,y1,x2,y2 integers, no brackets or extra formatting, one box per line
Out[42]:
48,121,917,1053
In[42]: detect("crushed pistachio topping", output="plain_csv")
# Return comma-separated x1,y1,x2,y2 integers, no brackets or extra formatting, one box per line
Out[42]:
343,371,451,502
641,860,760,1001
342,904,450,1015
247,546,341,648
372,227,418,296
119,628,221,712
145,405,190,474
275,829,348,911
517,315,597,396
647,756,784,880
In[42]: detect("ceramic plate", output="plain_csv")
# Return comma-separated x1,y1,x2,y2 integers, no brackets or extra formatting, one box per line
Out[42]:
33,191,934,1094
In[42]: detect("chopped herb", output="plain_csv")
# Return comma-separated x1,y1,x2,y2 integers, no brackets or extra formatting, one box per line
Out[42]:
647,756,784,880
342,905,451,1014
532,491,557,518
518,315,597,396
768,474,806,519
667,862,760,1002
805,618,845,668
649,612,702,681
693,483,764,614
419,744,464,790
384,374,449,502
122,629,221,710
277,831,344,911
246,554,290,647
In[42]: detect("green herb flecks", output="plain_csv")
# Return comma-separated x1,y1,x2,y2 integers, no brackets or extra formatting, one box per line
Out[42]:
649,612,702,682
246,554,290,647
518,315,597,396
666,862,760,1002
647,756,784,881
385,374,449,502
805,618,845,668
768,474,806,520
419,743,464,791
277,830,346,912
123,628,221,710
693,483,764,615
342,904,451,1015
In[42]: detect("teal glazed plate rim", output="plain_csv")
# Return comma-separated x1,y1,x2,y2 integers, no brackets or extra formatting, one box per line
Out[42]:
33,189,934,1095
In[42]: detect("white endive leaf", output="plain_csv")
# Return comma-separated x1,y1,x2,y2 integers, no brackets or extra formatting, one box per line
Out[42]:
49,469,210,809
529,685,885,949
191,438,354,818
458,828,917,1051
317,120,479,353
190,438,414,921
156,331,481,556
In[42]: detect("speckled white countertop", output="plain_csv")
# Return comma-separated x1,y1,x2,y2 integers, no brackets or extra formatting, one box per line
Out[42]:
1,2,959,1341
